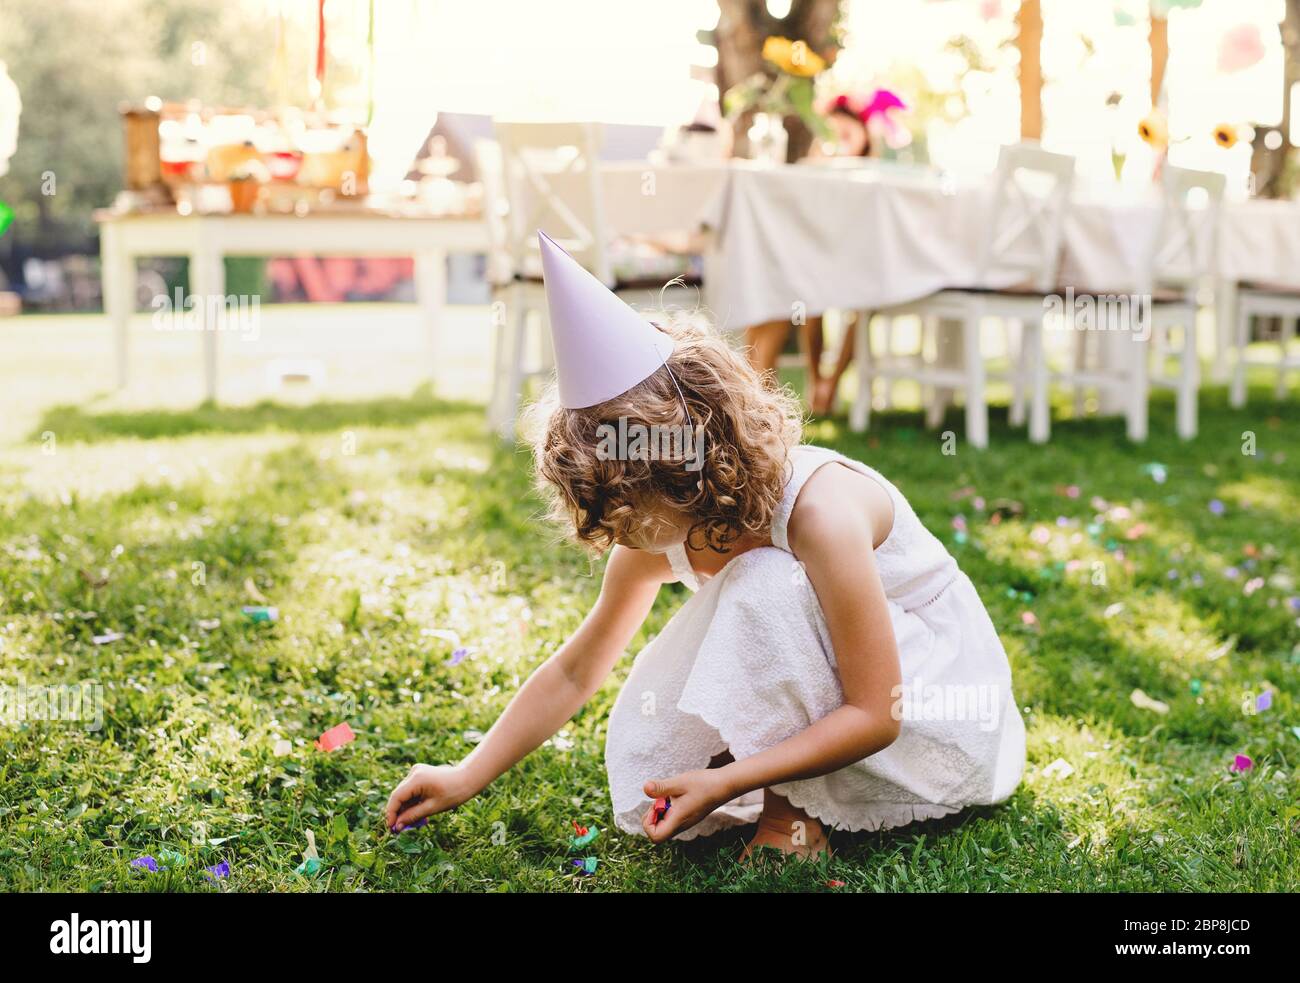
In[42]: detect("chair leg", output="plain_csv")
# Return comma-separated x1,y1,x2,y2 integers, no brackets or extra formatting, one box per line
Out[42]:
1276,317,1296,399
1072,320,1089,418
925,317,950,430
1009,318,1027,427
1026,320,1050,444
919,316,935,414
1176,319,1198,440
497,305,530,442
1127,329,1150,443
1230,306,1250,408
850,311,872,433
486,295,510,435
881,317,898,409
962,315,988,449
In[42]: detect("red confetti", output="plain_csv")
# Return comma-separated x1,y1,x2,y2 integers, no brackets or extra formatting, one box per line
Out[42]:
315,722,356,752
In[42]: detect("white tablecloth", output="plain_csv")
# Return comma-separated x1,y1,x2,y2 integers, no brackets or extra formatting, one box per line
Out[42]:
691,163,1300,331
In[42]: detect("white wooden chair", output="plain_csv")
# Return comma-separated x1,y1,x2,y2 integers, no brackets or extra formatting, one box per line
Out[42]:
850,142,1076,448
484,121,701,440
1052,165,1224,442
1230,282,1300,408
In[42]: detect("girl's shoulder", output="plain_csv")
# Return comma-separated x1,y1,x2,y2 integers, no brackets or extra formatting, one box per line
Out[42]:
783,445,897,553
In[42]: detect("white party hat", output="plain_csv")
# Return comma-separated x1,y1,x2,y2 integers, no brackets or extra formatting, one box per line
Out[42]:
538,230,676,408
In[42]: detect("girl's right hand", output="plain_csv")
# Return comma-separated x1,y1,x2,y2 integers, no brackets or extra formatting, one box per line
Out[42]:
384,763,477,832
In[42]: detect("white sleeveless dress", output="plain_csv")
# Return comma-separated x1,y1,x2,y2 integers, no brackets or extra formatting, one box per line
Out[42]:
604,444,1026,840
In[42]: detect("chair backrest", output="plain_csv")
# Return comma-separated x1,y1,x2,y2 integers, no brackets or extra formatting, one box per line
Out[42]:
492,121,612,285
976,141,1076,292
472,138,514,287
1147,164,1224,299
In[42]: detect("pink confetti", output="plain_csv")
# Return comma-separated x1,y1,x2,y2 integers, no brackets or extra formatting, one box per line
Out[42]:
1230,753,1253,773
1021,611,1039,627
315,722,356,752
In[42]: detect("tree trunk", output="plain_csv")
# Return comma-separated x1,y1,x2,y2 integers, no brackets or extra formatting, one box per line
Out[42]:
713,0,843,161
1249,0,1300,199
1149,15,1169,106
1017,0,1043,140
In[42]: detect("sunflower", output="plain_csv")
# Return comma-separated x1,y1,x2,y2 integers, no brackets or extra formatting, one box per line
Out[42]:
1213,123,1238,149
1137,111,1169,149
762,36,826,78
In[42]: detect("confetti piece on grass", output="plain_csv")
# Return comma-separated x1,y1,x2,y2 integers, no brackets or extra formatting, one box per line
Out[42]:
92,631,124,646
1189,679,1203,695
1020,611,1039,628
1230,754,1253,772
242,605,279,623
159,849,185,867
1103,603,1125,619
1141,463,1167,484
1042,758,1074,780
273,738,293,757
569,822,600,849
130,856,159,872
826,879,847,888
204,862,231,881
447,647,469,665
1130,689,1170,714
197,618,221,631
1256,691,1272,712
315,722,355,752
295,857,323,877
1208,499,1226,516
571,857,599,875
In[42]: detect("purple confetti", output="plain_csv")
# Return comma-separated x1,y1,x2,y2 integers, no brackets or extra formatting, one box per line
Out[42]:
1256,691,1272,712
130,856,159,872
448,647,469,665
1208,499,1225,515
1287,597,1300,613
203,861,231,881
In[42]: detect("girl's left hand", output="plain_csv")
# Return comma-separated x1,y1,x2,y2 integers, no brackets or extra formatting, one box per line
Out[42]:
640,769,735,843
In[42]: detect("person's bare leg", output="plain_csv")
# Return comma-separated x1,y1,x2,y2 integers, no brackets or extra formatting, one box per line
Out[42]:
741,788,830,861
802,315,824,404
813,311,868,415
744,320,791,380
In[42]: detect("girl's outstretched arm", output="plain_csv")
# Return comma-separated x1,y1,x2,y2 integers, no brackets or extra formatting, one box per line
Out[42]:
385,545,668,830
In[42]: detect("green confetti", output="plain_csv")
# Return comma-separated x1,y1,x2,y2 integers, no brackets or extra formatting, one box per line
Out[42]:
0,200,13,238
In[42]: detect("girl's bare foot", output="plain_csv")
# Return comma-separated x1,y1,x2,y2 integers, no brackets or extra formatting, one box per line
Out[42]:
741,789,830,861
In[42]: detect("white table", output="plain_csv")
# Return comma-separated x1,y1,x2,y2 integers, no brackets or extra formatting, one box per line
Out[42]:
98,209,490,401
699,164,1300,330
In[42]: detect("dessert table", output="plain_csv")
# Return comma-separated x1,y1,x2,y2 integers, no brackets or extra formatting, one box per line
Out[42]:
97,208,491,402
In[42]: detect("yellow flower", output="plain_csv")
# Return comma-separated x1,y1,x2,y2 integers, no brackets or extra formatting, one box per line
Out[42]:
762,36,825,78
1137,112,1169,149
1213,123,1238,149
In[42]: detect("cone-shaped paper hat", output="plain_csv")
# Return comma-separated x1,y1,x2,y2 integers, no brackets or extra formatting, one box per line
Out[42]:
538,230,676,408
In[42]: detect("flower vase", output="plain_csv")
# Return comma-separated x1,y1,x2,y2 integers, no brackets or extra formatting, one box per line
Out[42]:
747,112,789,166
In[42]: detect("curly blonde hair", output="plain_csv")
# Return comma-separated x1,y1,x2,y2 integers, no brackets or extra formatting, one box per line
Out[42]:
526,320,803,553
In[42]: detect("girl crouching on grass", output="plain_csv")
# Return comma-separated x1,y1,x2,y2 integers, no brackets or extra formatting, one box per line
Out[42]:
385,232,1024,857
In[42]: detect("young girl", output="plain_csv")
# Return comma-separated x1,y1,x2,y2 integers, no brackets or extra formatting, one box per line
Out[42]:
384,232,1025,857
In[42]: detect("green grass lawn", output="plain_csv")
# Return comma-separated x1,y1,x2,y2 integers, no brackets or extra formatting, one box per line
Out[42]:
1,313,1299,892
